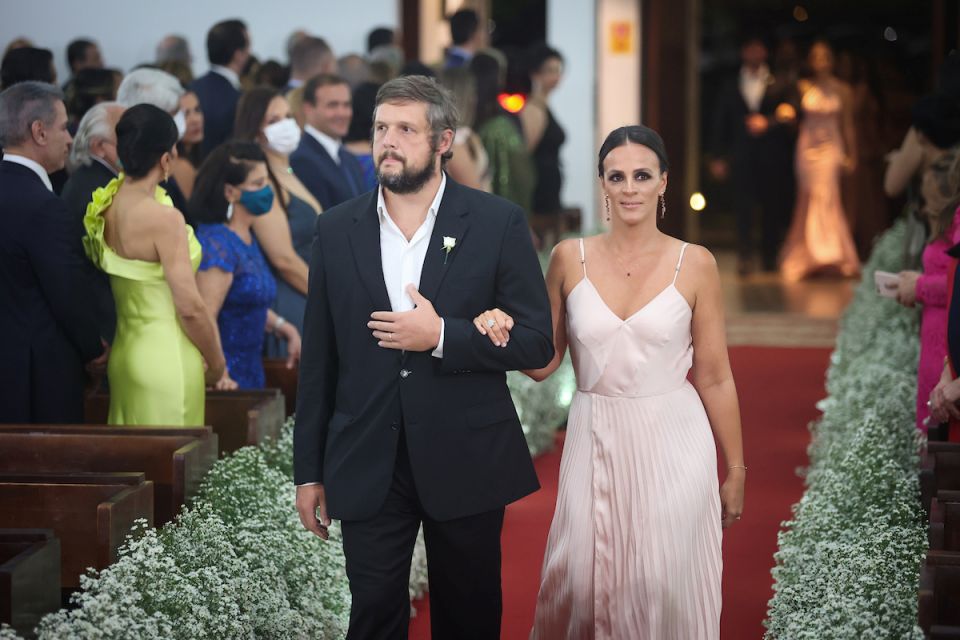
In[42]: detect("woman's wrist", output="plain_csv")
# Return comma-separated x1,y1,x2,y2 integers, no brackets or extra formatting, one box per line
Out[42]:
272,316,286,334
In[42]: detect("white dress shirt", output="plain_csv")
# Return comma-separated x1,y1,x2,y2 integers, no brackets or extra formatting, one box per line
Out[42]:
304,125,342,164
3,154,52,191
739,64,770,113
210,65,241,90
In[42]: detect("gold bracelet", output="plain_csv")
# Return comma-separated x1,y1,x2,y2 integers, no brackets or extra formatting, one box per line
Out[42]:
728,465,748,471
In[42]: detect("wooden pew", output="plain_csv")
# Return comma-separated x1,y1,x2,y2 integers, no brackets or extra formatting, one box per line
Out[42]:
0,473,153,589
263,359,298,417
0,429,215,525
0,529,61,637
85,389,285,456
930,493,960,551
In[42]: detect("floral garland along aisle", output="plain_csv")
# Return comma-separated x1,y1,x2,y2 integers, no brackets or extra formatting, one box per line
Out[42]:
764,219,927,639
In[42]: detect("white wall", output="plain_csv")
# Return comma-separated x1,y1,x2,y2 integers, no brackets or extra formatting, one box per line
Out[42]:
547,0,597,231
0,0,398,82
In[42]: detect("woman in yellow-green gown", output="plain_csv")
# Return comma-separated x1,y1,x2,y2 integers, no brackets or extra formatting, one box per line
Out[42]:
83,104,225,425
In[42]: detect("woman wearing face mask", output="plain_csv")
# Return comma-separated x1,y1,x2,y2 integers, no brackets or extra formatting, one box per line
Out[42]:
83,104,225,425
191,141,301,389
233,87,321,357
171,90,204,199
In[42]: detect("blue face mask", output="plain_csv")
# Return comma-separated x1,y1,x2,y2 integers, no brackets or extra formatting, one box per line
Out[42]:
239,184,274,216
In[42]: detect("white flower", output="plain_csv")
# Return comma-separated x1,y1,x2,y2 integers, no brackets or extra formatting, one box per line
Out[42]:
442,236,456,263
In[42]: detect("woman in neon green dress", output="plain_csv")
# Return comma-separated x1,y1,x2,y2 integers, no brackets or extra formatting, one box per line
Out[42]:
83,104,225,425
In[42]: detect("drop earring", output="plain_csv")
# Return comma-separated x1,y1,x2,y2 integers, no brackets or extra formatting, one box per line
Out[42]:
659,192,666,219
604,194,611,222
226,202,234,221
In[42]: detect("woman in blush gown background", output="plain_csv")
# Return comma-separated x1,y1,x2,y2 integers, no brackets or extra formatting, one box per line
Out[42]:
474,125,746,639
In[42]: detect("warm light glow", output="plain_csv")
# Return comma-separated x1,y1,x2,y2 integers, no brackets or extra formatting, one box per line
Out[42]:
793,5,808,21
499,93,526,113
884,27,898,42
689,192,706,212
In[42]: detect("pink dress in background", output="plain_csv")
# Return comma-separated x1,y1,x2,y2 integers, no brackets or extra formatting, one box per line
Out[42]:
916,209,960,431
780,84,861,281
530,240,722,640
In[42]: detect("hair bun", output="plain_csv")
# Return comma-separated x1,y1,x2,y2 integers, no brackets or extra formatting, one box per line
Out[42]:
116,103,179,179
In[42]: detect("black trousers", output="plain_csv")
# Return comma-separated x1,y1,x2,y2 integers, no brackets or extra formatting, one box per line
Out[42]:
340,431,505,640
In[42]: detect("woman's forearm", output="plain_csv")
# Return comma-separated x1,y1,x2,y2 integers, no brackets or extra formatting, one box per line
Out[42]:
697,377,744,468
178,300,225,373
274,253,309,294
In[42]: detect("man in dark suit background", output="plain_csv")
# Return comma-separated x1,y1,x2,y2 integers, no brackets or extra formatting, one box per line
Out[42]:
0,81,106,423
290,73,366,209
190,19,249,156
710,35,797,274
61,101,125,343
444,9,482,69
295,75,553,639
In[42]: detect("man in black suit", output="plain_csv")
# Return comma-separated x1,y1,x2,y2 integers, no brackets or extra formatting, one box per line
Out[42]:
710,35,797,274
0,82,106,423
190,19,249,156
295,75,553,639
61,101,125,342
290,73,366,209
444,9,482,69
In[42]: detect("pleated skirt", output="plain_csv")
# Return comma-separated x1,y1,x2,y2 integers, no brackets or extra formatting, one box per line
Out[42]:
530,383,722,640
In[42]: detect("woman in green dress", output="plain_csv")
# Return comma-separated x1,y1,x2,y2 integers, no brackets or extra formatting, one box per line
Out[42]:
83,104,225,425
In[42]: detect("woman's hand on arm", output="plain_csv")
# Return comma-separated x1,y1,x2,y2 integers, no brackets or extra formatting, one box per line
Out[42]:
266,309,302,368
252,203,310,295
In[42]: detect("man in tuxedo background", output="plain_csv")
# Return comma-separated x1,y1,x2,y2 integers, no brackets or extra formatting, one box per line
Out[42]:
290,73,366,209
294,75,553,639
710,34,797,275
0,81,106,423
190,19,249,156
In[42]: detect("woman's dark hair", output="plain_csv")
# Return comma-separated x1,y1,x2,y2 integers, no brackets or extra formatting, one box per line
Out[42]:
188,140,266,225
65,67,119,121
526,43,563,75
346,81,379,143
0,47,55,89
254,60,288,90
233,86,289,214
598,125,669,176
116,103,178,179
470,52,506,129
913,92,960,150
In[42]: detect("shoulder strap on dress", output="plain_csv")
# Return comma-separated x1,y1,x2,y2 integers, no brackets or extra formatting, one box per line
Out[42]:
579,237,587,277
672,242,690,285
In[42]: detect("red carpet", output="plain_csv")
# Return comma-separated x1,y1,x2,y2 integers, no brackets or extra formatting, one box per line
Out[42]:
410,346,830,639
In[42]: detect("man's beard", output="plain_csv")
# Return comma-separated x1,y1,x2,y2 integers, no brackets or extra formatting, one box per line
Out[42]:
376,150,437,195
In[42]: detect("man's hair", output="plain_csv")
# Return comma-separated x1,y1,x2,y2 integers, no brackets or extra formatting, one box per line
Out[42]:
375,75,458,161
67,39,96,71
156,35,191,65
206,19,248,66
116,67,184,113
1,47,54,89
367,27,394,53
290,36,333,78
0,81,62,147
67,101,122,172
449,9,480,46
338,54,369,88
302,73,349,107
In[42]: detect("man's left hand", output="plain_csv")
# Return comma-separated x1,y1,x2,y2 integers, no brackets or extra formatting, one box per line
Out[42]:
369,285,442,351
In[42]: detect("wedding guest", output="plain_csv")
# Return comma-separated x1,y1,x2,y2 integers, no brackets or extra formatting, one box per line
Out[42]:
254,60,288,90
366,27,394,54
83,104,224,425
191,141,301,389
343,80,380,191
0,81,106,423
191,19,249,155
65,39,103,77
171,90,204,199
234,88,320,357
65,67,121,128
290,73,366,209
445,9,482,69
439,67,489,191
1,47,55,89
285,36,335,93
156,35,192,66
930,237,960,438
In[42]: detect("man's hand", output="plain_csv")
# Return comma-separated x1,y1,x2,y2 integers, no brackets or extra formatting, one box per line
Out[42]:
368,285,442,351
296,484,331,540
85,338,109,375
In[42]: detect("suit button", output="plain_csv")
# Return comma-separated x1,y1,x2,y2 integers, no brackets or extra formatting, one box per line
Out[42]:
390,422,399,431
400,369,411,378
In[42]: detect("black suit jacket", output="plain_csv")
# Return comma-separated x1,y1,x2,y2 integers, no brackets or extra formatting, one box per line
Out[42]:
290,134,366,211
0,162,103,423
61,160,118,342
294,178,553,521
190,71,240,156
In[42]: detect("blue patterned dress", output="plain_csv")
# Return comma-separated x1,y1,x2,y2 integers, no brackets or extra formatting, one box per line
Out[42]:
197,224,277,389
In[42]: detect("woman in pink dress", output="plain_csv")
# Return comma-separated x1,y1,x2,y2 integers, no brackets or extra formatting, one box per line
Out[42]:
473,125,746,639
780,41,861,281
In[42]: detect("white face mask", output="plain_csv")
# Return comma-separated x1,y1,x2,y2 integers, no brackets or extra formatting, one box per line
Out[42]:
173,109,187,141
264,118,302,156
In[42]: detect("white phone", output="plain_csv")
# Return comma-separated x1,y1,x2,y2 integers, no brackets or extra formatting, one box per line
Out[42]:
874,270,900,298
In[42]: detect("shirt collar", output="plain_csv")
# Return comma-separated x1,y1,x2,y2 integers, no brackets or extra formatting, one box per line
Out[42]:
287,78,305,89
210,65,241,90
740,64,770,81
377,171,447,226
91,155,119,177
304,124,342,162
448,46,473,62
3,154,52,191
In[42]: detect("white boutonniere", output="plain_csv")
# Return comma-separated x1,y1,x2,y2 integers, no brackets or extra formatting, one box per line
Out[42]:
442,236,456,264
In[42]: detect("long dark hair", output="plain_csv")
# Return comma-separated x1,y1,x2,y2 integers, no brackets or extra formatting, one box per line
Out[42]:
470,53,508,130
233,86,289,215
598,125,669,176
188,140,266,225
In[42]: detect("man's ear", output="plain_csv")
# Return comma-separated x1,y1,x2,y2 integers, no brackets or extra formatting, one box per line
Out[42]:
30,119,46,146
438,128,455,156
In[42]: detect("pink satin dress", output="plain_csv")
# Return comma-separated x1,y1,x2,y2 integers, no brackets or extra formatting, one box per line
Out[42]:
780,83,861,281
531,239,722,640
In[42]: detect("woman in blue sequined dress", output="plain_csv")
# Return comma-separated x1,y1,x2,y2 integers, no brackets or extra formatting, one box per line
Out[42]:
189,141,301,389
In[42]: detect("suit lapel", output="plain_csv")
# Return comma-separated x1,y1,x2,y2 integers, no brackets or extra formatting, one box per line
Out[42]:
347,192,392,312
418,180,471,304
